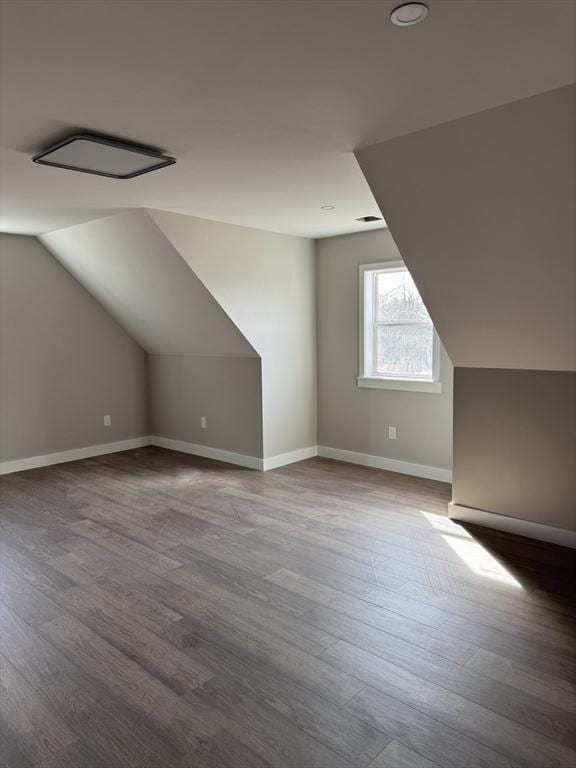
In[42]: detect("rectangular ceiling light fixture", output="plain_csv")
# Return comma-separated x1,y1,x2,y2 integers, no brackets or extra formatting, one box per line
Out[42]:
32,133,176,179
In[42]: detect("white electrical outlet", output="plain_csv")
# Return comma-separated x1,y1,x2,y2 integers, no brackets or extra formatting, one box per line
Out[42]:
388,426,397,440
201,417,207,429
104,415,112,427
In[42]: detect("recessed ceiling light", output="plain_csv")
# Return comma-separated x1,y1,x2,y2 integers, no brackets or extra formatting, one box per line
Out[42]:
32,133,176,179
357,215,382,223
390,2,429,26
320,205,336,211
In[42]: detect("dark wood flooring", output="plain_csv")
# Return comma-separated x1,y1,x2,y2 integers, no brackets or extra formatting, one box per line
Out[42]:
1,447,575,768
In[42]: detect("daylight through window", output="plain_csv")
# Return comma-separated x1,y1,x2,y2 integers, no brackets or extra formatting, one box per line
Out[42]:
359,261,441,392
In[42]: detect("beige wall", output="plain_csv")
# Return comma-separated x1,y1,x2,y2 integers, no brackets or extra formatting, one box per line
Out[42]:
453,368,576,532
356,85,576,372
149,355,263,457
316,229,453,471
356,85,576,534
0,235,148,462
151,210,316,459
41,209,316,461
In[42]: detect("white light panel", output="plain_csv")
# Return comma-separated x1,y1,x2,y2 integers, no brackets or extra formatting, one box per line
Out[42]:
32,135,175,179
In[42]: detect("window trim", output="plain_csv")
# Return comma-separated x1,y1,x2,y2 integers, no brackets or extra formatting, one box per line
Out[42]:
358,261,442,393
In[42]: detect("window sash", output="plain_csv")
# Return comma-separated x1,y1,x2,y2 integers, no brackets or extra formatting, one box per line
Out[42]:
360,261,439,382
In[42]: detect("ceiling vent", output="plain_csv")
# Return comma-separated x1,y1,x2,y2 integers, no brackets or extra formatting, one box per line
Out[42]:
356,215,382,223
32,133,176,179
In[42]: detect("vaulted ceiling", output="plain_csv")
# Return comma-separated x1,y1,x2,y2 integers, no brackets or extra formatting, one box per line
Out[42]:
1,0,574,238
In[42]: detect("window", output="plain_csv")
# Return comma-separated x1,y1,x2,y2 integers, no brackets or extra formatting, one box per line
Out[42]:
358,261,441,392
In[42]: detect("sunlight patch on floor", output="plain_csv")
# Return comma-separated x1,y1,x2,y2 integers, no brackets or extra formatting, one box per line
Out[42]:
420,509,522,588
442,534,522,588
420,511,472,538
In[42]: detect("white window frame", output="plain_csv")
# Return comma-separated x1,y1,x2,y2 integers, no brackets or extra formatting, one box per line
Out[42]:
358,261,442,393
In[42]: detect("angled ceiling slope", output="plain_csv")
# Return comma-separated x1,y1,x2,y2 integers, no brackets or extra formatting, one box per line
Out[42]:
356,85,576,372
40,210,257,358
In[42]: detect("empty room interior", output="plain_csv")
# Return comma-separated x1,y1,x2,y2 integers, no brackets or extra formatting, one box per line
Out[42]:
0,1,575,767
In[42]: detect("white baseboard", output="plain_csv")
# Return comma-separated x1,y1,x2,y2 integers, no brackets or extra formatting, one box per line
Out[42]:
0,437,151,476
151,436,319,472
262,446,318,471
150,436,264,471
317,445,452,483
449,502,576,549
0,434,319,476
0,436,451,485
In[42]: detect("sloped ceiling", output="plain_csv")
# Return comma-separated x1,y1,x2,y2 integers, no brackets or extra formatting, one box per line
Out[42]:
40,211,257,358
356,85,576,372
149,209,313,356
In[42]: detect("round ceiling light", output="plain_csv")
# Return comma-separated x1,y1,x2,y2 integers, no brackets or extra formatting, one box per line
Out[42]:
390,2,429,26
320,205,336,210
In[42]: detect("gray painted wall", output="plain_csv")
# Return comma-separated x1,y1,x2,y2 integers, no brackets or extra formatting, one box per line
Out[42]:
0,234,148,461
356,85,576,535
39,209,316,461
453,368,576,532
316,229,453,471
149,355,263,458
151,210,316,459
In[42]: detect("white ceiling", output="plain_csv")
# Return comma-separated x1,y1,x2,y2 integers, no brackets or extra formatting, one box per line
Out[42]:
1,0,574,239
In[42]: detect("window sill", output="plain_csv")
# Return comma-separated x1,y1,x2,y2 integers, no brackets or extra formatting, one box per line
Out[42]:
357,376,442,393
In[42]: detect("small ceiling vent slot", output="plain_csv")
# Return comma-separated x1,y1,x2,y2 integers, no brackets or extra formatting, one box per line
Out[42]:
356,215,382,223
32,133,176,179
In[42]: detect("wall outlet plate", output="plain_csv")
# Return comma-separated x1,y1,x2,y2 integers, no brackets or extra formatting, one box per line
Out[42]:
104,415,112,427
388,426,397,440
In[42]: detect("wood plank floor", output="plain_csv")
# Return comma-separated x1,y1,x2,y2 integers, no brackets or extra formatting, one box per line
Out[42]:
1,446,575,768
